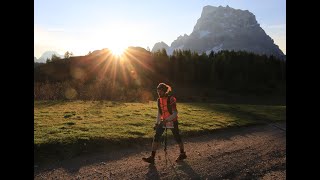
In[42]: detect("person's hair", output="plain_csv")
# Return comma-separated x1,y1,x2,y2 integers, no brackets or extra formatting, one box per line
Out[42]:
157,83,172,95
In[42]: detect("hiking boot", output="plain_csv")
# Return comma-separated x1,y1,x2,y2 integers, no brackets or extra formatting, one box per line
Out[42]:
142,156,155,164
176,152,187,162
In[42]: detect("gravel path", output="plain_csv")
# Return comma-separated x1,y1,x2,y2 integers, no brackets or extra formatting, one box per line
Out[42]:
34,123,286,179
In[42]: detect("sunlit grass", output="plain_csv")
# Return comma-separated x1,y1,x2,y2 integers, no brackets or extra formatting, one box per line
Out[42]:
34,100,285,163
34,100,286,145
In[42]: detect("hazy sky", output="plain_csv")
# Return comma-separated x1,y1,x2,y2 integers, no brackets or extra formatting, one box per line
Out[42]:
34,0,286,58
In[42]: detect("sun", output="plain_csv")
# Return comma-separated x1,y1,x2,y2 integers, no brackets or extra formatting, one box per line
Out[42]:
110,46,126,57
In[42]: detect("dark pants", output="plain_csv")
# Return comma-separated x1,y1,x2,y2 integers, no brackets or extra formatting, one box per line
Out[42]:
153,120,182,143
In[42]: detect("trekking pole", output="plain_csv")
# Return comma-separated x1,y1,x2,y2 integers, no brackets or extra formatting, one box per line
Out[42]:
164,126,168,166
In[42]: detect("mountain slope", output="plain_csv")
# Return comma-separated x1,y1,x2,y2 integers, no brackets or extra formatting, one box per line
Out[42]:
153,5,284,58
36,51,64,63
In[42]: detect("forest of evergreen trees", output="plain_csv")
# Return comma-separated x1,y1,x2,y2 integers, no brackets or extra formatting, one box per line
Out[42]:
34,47,286,101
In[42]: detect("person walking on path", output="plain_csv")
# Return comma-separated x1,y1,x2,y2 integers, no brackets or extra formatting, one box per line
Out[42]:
142,83,187,164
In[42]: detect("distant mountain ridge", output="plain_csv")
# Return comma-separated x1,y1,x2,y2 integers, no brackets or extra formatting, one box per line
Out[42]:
152,5,284,58
35,51,64,63
151,42,169,52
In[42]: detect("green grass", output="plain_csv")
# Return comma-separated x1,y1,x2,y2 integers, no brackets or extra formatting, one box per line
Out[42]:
34,100,286,164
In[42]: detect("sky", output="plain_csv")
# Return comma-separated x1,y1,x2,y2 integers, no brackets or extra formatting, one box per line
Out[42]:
34,0,286,59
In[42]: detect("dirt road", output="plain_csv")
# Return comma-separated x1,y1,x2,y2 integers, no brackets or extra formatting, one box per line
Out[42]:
34,123,286,179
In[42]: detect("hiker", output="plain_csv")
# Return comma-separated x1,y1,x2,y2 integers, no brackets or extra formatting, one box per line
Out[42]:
142,83,187,164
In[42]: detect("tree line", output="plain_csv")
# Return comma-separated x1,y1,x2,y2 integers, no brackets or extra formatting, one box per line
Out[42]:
34,47,286,101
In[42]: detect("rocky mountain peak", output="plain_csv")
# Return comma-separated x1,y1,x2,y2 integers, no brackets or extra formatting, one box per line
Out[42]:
152,5,284,58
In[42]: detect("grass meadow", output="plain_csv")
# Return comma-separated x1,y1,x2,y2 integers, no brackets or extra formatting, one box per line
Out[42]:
34,100,286,164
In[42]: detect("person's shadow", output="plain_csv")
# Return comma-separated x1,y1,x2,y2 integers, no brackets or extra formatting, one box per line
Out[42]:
145,164,160,180
176,161,201,179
